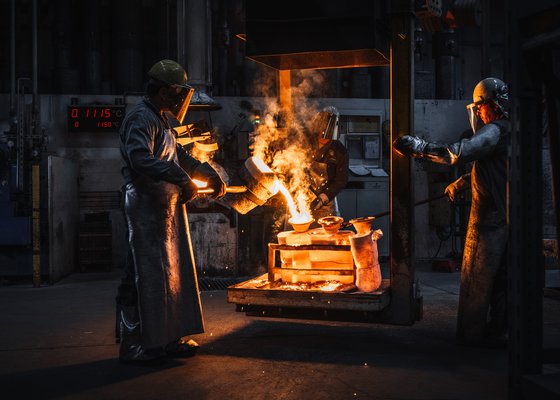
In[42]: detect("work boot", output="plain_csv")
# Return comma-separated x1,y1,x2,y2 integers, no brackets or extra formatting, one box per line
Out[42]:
165,337,200,358
118,305,165,365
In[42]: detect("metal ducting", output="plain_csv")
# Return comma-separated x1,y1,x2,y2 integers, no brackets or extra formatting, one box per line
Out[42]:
244,0,390,71
177,0,221,110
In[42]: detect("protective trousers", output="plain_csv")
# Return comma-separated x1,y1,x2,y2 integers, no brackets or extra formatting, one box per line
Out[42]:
456,201,508,345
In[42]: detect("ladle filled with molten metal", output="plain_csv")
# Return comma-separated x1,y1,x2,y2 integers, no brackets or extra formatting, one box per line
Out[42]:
210,156,312,230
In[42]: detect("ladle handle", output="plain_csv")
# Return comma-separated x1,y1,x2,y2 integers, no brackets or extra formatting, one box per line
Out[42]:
197,185,248,194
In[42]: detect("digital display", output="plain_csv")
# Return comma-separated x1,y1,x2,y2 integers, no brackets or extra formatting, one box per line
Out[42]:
68,105,126,132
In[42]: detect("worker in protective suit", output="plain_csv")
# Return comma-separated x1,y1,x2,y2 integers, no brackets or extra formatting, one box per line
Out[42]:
393,77,510,347
117,59,226,364
308,106,349,220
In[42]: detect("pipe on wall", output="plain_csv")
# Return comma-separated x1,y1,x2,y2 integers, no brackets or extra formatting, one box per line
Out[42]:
178,0,219,108
113,0,143,93
481,0,490,77
433,30,458,99
32,0,38,118
54,0,79,93
10,0,15,115
84,0,102,94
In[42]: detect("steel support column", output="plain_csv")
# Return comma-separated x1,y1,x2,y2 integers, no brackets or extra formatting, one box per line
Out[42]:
32,164,41,288
278,70,292,125
506,3,545,398
390,0,416,325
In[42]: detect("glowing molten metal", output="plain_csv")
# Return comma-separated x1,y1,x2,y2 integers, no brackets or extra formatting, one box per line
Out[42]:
192,179,208,188
253,157,312,224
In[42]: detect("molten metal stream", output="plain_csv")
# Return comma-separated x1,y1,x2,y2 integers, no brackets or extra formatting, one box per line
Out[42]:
273,180,311,223
252,157,311,224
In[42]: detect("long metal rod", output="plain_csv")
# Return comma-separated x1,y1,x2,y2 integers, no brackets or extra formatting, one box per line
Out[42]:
341,191,456,228
197,185,247,194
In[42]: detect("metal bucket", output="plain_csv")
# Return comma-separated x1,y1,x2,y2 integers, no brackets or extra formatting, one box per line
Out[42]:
223,156,278,214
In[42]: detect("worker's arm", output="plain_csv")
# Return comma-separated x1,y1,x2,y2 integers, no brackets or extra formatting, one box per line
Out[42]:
121,111,191,186
393,122,507,165
175,143,202,176
311,141,349,210
321,141,349,201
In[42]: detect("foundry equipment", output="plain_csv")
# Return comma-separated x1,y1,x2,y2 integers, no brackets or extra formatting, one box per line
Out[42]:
226,0,421,324
223,156,280,215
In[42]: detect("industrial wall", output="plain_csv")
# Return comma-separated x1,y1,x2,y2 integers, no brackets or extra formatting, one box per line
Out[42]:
1,93,556,278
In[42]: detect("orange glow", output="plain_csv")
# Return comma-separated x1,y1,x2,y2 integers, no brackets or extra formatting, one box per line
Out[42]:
272,280,345,292
253,156,312,224
318,281,343,292
252,156,274,173
192,179,208,188
273,180,311,223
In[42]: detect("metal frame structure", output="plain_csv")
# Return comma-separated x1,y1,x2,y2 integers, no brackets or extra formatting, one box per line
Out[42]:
227,0,420,324
507,1,560,398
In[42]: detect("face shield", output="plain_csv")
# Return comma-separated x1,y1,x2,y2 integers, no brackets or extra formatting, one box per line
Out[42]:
466,101,485,134
165,84,194,125
311,107,340,141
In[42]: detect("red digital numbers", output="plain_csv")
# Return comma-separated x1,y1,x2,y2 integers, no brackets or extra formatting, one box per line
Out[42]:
69,105,122,132
70,107,111,118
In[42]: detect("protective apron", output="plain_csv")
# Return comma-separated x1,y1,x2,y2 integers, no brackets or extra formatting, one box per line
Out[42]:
421,119,510,344
121,100,204,350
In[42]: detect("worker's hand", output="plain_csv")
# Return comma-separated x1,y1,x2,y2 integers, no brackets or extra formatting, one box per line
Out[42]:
179,180,198,204
194,162,226,199
311,193,330,211
444,182,459,203
444,175,470,203
392,135,428,157
207,174,226,199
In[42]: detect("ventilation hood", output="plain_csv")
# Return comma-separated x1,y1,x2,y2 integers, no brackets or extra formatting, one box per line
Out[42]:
244,0,390,71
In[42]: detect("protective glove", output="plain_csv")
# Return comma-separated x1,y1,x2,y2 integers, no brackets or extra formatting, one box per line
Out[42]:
194,162,226,199
392,135,429,158
311,193,330,211
179,179,199,204
444,175,470,203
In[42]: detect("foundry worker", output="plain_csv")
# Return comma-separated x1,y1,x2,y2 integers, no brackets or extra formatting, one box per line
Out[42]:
117,59,226,364
308,106,349,220
393,77,510,348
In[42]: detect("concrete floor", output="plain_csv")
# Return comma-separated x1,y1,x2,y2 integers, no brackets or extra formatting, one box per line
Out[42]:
0,263,558,400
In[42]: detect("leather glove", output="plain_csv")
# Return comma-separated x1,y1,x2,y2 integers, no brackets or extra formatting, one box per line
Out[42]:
444,175,470,203
392,135,429,157
179,179,198,204
207,174,226,199
194,162,226,199
311,193,330,211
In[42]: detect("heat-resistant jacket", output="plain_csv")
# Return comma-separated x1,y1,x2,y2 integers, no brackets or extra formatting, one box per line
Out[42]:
423,119,510,344
120,99,204,349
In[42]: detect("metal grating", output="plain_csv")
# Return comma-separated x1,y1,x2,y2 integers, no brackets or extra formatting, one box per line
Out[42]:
198,276,253,291
79,191,121,211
